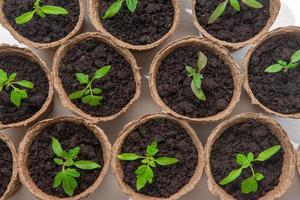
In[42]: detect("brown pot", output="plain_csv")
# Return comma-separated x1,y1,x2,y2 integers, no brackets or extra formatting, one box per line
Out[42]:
88,0,180,51
53,32,141,123
0,45,54,130
192,0,281,50
205,112,295,200
0,0,85,50
243,26,300,119
0,134,20,200
112,113,205,200
18,116,111,200
150,36,242,123
297,147,300,176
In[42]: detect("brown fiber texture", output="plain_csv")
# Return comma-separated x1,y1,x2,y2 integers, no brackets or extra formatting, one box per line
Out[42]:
111,113,205,200
88,0,180,51
0,0,84,50
52,32,141,123
150,36,242,123
0,45,54,130
192,0,280,50
18,116,111,200
205,112,295,200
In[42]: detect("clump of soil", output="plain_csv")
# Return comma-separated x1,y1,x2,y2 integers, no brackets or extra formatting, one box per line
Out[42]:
0,140,13,197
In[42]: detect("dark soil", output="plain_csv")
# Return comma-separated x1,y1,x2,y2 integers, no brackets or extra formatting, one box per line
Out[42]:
210,120,284,200
156,45,234,118
195,0,270,43
0,139,13,197
0,55,49,125
59,38,136,117
248,34,300,114
27,121,104,197
99,0,174,45
3,0,80,43
120,118,198,198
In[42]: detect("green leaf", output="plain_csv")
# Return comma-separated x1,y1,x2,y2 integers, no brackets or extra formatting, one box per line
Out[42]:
135,165,147,175
62,174,78,196
10,89,21,107
94,65,111,79
264,64,284,73
76,73,89,84
136,173,147,191
103,0,124,19
208,0,228,24
54,158,64,165
219,168,242,185
8,73,17,81
37,10,46,18
69,147,80,159
277,60,287,66
51,137,64,157
247,152,254,162
291,49,300,63
92,88,102,94
191,81,206,101
88,95,103,106
242,0,264,8
82,95,92,104
255,145,281,162
118,153,143,161
75,160,101,170
0,69,7,83
254,172,264,181
126,0,138,12
17,89,28,98
147,141,158,157
65,168,80,178
41,6,68,15
230,0,240,11
53,171,64,188
34,0,41,7
236,154,247,166
155,157,179,166
185,66,195,75
145,166,154,183
241,176,258,194
197,51,208,72
193,73,202,89
149,160,156,168
287,63,298,70
16,80,34,89
69,90,83,100
65,160,74,167
15,11,35,25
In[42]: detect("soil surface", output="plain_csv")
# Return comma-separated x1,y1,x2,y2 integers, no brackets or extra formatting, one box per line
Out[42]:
59,38,136,117
210,120,284,200
99,0,174,45
156,45,234,118
248,34,300,114
120,118,198,198
27,121,104,197
195,0,270,43
0,140,13,197
3,0,80,43
0,55,49,125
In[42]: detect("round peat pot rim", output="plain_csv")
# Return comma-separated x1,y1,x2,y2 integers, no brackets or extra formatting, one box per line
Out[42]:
88,0,180,51
0,133,20,200
111,113,205,200
205,112,295,200
243,26,300,119
18,116,112,200
297,147,300,176
149,36,242,123
0,44,54,130
191,0,281,50
0,0,85,50
52,32,142,123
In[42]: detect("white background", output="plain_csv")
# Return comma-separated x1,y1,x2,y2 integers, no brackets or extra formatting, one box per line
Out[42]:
1,0,300,199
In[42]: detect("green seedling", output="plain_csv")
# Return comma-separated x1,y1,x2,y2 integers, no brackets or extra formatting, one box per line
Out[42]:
15,0,68,25
0,68,34,107
68,65,111,106
118,141,179,191
265,49,300,73
51,137,101,196
103,0,138,19
208,0,263,24
219,145,281,194
185,51,207,101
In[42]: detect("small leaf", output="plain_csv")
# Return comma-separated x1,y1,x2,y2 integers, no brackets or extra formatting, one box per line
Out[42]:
15,11,35,25
69,90,83,100
37,10,46,17
92,88,102,94
76,73,89,84
51,137,64,157
65,168,80,178
34,0,41,7
193,73,202,89
197,51,208,72
88,95,103,106
236,154,247,166
10,89,21,107
8,73,17,81
82,95,92,104
54,158,64,165
65,160,74,167
17,89,28,98
185,66,195,75
241,176,258,194
149,160,156,168
242,0,264,8
41,5,68,15
16,80,34,89
255,145,281,162
219,168,242,185
136,173,147,191
147,141,159,157
254,172,264,181
135,165,147,175
208,0,228,24
103,0,124,19
126,0,138,12
62,174,77,196
191,82,206,101
69,147,80,159
264,64,284,73
118,153,143,161
94,65,111,79
230,0,240,11
0,69,8,83
277,60,287,66
291,49,300,63
155,157,179,166
145,166,154,183
287,63,298,70
247,152,254,162
75,160,101,170
53,171,64,188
